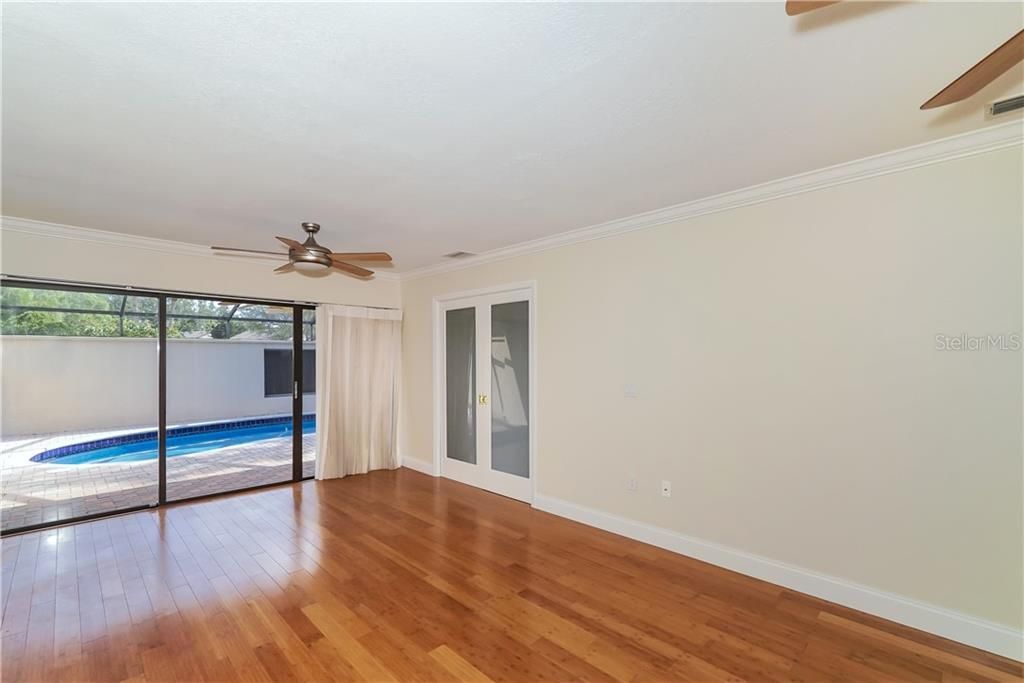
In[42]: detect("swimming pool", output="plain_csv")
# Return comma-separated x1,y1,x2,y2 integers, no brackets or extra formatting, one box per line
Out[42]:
32,415,315,465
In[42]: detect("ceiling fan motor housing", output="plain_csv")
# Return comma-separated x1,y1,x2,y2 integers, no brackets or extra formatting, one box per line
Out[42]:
293,222,333,270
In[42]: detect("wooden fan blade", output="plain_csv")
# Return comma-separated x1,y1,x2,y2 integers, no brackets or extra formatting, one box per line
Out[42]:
276,236,304,250
328,252,392,262
274,263,294,273
921,30,1024,110
211,246,287,256
331,261,374,277
785,1,840,16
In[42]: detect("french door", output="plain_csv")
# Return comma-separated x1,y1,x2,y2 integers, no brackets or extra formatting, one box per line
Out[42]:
440,287,533,502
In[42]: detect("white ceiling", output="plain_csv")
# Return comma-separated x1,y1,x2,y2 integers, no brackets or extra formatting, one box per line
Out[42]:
3,2,1022,272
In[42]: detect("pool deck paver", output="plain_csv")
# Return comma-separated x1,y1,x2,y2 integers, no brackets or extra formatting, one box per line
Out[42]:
1,427,315,533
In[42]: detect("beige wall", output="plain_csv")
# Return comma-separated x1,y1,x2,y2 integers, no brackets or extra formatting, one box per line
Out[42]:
0,227,401,308
400,147,1023,629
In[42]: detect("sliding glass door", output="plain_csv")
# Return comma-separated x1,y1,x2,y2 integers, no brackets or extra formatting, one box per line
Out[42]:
0,285,160,533
164,299,308,501
0,280,316,535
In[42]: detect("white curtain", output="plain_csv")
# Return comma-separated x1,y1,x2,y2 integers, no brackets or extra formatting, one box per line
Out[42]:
314,304,402,480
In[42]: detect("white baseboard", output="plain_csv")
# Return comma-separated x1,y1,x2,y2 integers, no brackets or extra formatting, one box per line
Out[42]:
532,494,1023,662
401,456,438,476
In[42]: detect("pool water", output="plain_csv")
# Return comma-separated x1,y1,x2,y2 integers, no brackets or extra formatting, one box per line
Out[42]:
44,420,315,465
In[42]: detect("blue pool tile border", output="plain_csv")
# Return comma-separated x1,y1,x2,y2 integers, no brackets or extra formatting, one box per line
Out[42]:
32,414,316,463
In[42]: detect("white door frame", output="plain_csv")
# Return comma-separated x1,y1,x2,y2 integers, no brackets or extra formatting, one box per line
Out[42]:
432,281,537,502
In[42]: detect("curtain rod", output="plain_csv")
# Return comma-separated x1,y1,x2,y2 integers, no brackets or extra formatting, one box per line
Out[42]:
0,273,401,311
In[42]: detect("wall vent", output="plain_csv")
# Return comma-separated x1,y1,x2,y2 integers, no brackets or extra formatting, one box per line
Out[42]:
989,95,1024,117
443,250,476,259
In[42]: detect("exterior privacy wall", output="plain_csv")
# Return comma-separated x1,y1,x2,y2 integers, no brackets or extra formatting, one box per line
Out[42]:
0,337,316,435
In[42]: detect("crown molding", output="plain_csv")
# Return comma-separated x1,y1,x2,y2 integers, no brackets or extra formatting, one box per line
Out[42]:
2,121,1020,285
401,120,1024,280
0,215,221,257
0,216,401,281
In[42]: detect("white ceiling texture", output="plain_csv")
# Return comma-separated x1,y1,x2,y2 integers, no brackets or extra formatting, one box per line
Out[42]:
3,2,1022,271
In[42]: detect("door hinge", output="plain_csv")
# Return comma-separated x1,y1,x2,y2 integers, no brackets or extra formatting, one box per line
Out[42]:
294,381,299,400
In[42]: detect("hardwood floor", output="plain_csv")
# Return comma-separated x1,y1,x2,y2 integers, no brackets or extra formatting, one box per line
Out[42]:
1,469,1020,682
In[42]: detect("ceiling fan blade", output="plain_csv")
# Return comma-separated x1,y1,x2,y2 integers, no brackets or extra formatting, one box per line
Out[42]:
785,1,840,16
211,246,288,256
276,236,304,250
921,30,1024,110
274,263,295,273
331,261,374,277
328,252,393,262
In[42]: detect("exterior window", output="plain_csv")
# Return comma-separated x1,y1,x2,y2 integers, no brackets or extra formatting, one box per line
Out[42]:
264,349,315,396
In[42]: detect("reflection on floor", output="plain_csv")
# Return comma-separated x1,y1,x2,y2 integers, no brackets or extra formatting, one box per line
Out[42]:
1,433,314,532
1,469,1019,682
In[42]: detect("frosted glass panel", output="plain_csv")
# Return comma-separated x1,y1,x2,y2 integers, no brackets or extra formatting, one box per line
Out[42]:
490,301,529,478
445,307,476,464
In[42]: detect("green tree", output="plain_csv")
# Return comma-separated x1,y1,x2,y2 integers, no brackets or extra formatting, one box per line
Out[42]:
1,287,297,340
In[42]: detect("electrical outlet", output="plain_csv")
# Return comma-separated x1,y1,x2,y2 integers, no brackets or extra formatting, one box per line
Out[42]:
627,477,638,491
661,480,672,497
624,383,639,399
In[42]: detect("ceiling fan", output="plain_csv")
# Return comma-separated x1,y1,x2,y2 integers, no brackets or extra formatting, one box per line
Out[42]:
785,2,1024,110
210,222,392,277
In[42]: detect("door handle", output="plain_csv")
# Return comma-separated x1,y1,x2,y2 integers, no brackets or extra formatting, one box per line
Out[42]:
478,394,489,406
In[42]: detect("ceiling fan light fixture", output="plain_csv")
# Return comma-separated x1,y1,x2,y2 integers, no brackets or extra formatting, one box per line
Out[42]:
292,252,333,272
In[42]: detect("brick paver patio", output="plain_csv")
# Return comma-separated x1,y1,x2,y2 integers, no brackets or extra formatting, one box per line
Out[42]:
0,430,315,533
